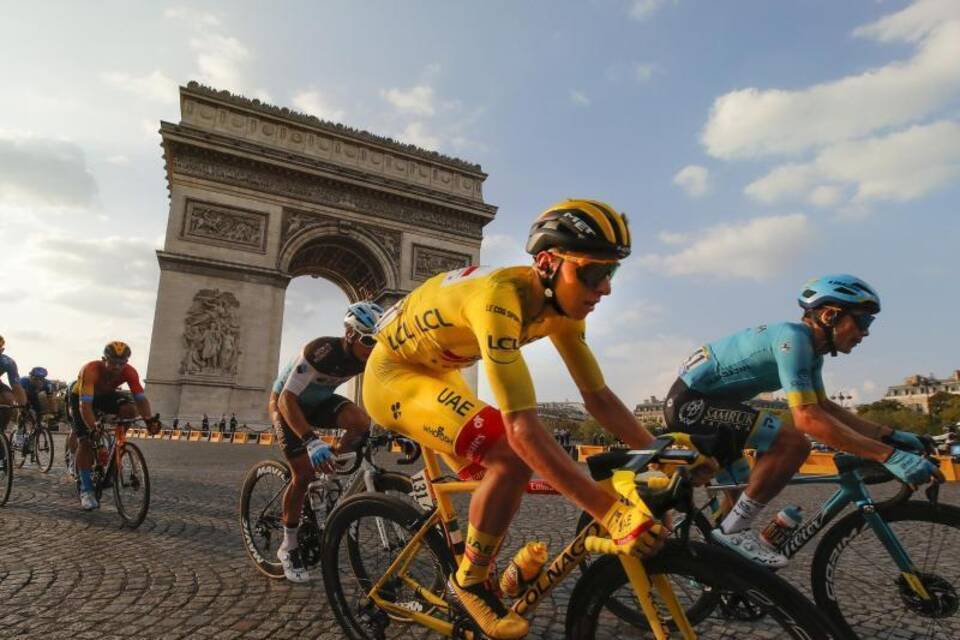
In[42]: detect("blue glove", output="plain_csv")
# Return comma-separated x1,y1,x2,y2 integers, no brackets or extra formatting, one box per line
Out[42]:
305,436,333,469
883,449,939,485
883,430,926,453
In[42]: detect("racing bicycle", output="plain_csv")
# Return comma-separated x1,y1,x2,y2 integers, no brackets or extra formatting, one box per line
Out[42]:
11,406,55,473
0,406,13,506
320,435,843,639
239,429,420,579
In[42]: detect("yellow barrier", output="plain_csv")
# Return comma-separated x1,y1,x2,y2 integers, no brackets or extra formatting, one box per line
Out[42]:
799,451,838,475
210,432,223,443
258,432,274,445
171,430,183,440
576,444,606,461
189,431,203,442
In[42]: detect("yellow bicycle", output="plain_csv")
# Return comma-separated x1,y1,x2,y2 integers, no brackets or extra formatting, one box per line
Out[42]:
320,436,842,639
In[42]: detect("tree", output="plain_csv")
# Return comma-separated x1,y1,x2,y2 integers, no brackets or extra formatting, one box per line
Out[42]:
856,399,932,434
929,392,960,429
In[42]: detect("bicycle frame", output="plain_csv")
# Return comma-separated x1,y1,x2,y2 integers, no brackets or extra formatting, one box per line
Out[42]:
369,447,695,639
705,453,935,601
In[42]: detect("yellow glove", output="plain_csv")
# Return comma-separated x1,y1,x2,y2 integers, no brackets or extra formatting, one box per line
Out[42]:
600,499,666,558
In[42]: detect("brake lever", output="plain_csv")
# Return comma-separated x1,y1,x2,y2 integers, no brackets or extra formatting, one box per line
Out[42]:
925,479,941,506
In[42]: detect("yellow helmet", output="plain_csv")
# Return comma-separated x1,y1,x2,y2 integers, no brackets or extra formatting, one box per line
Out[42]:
103,341,131,361
525,199,631,259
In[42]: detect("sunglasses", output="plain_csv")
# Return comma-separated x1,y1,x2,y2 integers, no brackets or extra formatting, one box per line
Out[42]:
851,313,875,332
552,252,621,289
357,334,378,348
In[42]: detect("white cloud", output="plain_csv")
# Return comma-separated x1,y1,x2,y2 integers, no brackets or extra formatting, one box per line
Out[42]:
32,234,159,293
673,164,710,197
381,85,435,117
191,33,249,93
601,333,697,401
702,20,960,159
0,133,97,209
570,90,591,107
481,233,526,265
853,0,960,44
398,121,440,150
105,155,130,165
163,7,221,28
747,120,960,205
291,89,345,122
635,62,658,82
639,214,813,279
628,0,676,22
100,70,178,103
658,230,689,245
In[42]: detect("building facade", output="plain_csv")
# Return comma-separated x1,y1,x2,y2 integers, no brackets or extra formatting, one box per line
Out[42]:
885,371,960,413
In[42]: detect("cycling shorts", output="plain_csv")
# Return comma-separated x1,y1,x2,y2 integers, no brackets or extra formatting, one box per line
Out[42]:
363,344,505,478
272,393,352,458
68,388,133,439
663,378,786,469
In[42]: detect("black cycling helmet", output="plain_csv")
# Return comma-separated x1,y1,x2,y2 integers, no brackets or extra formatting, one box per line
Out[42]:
525,199,631,259
103,341,131,362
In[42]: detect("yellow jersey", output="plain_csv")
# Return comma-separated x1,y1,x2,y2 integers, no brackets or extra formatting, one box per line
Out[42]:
375,266,605,413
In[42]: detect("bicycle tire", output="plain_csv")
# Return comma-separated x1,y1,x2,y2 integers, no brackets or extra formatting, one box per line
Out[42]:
113,442,150,528
34,427,55,473
566,540,842,640
811,499,960,639
239,459,290,579
0,432,11,506
322,492,453,640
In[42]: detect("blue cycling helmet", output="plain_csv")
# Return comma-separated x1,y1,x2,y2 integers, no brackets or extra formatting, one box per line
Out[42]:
344,301,384,335
798,274,880,314
29,367,48,378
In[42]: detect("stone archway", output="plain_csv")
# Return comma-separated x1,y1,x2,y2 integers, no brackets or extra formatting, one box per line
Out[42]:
145,82,496,423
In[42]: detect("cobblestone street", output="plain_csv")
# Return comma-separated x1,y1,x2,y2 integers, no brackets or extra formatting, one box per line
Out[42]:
1,436,958,639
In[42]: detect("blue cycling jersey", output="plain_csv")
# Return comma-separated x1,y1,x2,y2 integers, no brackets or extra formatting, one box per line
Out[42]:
19,377,54,395
0,354,20,388
679,322,825,408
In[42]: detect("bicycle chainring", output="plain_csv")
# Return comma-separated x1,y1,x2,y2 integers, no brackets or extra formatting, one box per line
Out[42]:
898,572,959,618
297,521,322,567
717,592,768,621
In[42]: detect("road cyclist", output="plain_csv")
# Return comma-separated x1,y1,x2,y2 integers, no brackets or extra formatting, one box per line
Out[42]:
0,335,27,435
662,274,943,569
268,301,385,583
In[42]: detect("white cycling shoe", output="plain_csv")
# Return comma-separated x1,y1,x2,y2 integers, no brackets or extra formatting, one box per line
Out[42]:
80,490,99,511
277,546,311,583
711,528,788,569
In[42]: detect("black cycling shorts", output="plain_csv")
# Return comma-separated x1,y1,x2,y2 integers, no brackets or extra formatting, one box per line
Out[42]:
68,388,133,439
273,393,352,458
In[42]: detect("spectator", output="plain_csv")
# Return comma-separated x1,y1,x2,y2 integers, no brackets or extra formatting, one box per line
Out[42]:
201,413,210,432
218,414,227,433
184,421,193,430
172,417,179,430
229,412,238,434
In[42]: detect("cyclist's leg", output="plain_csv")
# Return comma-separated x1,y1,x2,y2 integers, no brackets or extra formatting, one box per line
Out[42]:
0,383,13,432
268,392,313,582
328,396,371,454
70,392,99,508
363,347,529,639
741,409,809,503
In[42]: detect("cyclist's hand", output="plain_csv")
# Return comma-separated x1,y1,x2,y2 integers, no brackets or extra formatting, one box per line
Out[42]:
883,449,944,485
145,418,162,435
883,429,926,453
304,434,334,473
600,499,667,558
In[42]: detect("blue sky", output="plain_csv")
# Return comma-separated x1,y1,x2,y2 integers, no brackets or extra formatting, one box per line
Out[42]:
1,0,958,409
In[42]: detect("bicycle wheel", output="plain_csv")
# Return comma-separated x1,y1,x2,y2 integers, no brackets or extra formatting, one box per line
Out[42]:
811,499,960,639
113,442,150,528
33,427,55,473
322,493,453,640
0,432,11,506
239,459,290,579
567,540,841,639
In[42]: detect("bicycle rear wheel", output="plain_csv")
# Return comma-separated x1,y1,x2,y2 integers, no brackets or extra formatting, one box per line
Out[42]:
33,427,55,473
811,499,960,639
567,540,841,639
239,459,290,579
0,432,11,506
113,442,150,528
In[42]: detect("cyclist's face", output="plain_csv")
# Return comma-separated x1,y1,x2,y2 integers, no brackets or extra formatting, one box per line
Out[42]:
347,330,375,361
554,258,612,320
831,310,870,354
103,357,126,373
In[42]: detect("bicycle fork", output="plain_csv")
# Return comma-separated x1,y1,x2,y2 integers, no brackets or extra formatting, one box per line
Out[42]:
860,505,933,601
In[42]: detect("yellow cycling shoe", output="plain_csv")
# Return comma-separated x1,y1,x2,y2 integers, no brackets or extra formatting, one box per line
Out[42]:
446,574,529,639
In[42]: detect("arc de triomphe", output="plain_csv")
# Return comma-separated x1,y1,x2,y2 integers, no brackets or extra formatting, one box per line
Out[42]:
145,82,496,422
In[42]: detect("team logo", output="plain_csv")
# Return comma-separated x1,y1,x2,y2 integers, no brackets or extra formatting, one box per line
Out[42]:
678,398,705,425
391,402,402,420
780,342,792,353
473,414,485,429
312,343,333,361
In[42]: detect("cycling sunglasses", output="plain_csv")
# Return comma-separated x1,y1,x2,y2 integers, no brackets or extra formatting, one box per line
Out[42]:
851,313,875,332
553,252,620,289
357,333,378,348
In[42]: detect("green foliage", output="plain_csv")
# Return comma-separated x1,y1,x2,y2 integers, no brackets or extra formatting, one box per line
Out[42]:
856,395,960,434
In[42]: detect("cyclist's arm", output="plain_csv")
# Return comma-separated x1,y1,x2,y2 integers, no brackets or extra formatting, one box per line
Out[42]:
791,403,892,462
76,363,99,431
582,386,656,450
122,365,154,423
819,398,891,440
10,381,27,407
503,408,616,522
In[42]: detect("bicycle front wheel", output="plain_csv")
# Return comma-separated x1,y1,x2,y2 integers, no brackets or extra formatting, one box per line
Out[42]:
238,459,290,579
567,540,841,639
812,499,960,639
113,442,150,528
0,432,11,506
33,427,55,473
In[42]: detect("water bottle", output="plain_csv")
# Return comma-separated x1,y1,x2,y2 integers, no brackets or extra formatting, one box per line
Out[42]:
307,479,329,514
499,541,548,598
761,505,803,549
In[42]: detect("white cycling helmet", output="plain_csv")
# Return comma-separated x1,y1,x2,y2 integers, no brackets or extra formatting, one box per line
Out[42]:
344,301,384,335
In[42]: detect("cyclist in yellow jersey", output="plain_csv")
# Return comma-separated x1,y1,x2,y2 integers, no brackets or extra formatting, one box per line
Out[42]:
365,199,667,639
